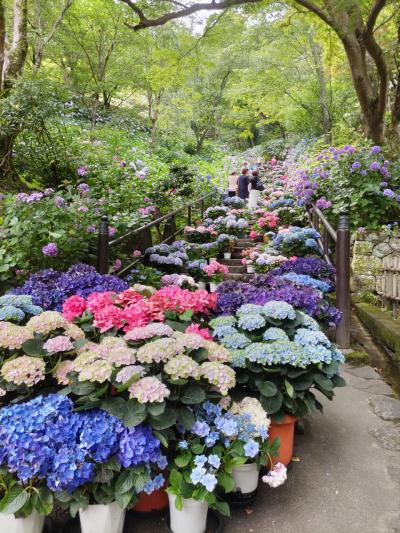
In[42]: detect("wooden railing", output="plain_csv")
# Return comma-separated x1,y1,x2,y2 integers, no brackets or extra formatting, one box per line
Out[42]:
96,192,216,277
308,205,351,349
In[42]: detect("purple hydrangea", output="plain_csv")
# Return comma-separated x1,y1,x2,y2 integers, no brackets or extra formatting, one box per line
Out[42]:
11,263,128,310
42,243,58,257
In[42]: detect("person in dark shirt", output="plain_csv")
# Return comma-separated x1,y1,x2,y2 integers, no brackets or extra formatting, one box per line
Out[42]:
237,168,250,199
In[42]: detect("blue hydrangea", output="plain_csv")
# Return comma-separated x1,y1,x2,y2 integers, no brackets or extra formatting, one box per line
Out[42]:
220,333,251,350
209,316,237,328
213,324,238,338
297,312,320,330
0,305,26,322
305,238,319,249
262,301,296,320
238,314,266,331
237,304,264,315
294,328,331,348
263,327,289,342
244,440,260,458
143,473,165,495
208,454,221,469
229,349,247,368
281,273,331,293
192,421,210,437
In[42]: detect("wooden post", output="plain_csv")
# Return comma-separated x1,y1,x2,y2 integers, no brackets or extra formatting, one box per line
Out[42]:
336,211,351,349
188,205,192,226
201,198,205,218
323,225,329,259
97,215,109,274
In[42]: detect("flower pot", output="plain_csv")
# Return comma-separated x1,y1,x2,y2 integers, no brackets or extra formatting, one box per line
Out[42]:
232,463,259,494
0,512,45,533
223,252,232,259
209,282,219,292
247,265,255,273
209,258,217,263
263,235,269,244
79,502,125,533
168,494,208,533
133,486,169,513
197,281,207,290
268,415,297,467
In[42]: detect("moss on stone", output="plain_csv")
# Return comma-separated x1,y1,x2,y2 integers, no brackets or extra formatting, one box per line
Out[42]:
352,255,382,276
345,350,370,366
354,302,400,362
353,241,374,255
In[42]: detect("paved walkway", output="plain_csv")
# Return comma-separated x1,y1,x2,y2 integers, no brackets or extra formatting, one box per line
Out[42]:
129,365,400,533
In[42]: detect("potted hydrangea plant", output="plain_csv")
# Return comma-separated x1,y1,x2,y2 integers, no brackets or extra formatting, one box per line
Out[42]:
209,301,345,465
202,261,229,292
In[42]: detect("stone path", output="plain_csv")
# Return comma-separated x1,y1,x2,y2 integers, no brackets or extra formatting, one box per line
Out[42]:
128,364,400,533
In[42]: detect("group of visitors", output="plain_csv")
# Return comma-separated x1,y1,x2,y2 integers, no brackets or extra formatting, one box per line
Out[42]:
227,156,278,208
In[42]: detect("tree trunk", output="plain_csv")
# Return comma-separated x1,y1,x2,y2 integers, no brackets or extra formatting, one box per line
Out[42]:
392,73,400,138
309,35,332,144
0,134,18,190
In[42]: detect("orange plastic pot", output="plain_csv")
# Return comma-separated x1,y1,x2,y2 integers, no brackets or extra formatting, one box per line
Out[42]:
133,486,169,513
268,415,297,467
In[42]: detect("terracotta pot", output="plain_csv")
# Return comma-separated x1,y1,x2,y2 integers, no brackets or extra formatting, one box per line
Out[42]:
263,235,269,244
268,415,297,467
133,486,169,513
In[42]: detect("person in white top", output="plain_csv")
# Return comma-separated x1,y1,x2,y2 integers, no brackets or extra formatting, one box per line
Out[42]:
227,171,238,197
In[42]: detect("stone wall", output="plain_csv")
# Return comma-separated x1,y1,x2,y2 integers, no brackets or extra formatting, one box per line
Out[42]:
351,230,400,296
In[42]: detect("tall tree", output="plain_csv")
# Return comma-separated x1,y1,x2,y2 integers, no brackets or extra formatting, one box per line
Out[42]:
120,0,400,143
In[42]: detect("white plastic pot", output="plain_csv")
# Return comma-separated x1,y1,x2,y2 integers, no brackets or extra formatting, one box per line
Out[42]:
223,252,232,259
197,281,207,290
232,463,259,494
247,265,255,273
168,495,208,533
209,282,219,292
79,502,125,533
0,512,45,533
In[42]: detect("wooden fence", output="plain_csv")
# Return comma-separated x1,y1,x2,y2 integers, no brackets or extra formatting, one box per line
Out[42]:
376,256,400,317
96,192,216,277
307,205,351,349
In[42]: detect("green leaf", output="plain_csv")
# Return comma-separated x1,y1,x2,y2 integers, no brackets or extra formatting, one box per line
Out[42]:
179,310,193,321
123,401,147,427
71,382,96,396
21,338,44,357
213,500,230,517
148,402,165,416
191,443,205,454
0,486,29,514
114,491,133,510
180,384,206,405
313,374,334,391
177,407,195,430
32,487,53,515
169,469,183,487
149,406,177,430
115,471,136,495
217,471,234,493
174,452,192,468
256,379,278,397
101,398,128,420
190,347,209,363
284,380,294,398
153,430,169,448
333,375,346,387
260,391,283,414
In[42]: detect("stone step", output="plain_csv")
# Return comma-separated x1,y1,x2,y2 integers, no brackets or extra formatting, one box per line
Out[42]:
226,273,247,281
227,265,246,274
232,252,245,259
221,259,243,266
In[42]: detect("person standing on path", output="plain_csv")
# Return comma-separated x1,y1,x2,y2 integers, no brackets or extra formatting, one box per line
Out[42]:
248,170,264,208
227,171,238,197
237,168,250,200
269,155,278,167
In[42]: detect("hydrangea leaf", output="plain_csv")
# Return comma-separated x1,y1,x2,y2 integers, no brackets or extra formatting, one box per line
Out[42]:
32,487,53,515
0,486,29,514
177,406,195,430
255,379,278,398
180,384,206,405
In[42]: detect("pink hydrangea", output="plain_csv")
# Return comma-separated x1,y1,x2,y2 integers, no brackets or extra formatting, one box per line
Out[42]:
185,324,213,340
249,230,258,239
0,323,32,350
262,462,287,488
93,305,124,333
128,376,170,403
62,295,87,321
43,335,74,353
115,365,145,384
87,292,116,313
202,261,229,277
53,360,75,385
114,289,144,306
124,323,174,341
200,362,236,395
1,356,45,386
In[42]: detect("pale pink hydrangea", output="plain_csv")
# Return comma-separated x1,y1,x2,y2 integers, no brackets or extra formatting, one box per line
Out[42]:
128,376,170,403
97,337,136,366
26,311,69,335
115,365,145,384
164,355,200,381
63,323,85,340
136,337,182,364
53,360,75,385
173,332,204,351
262,462,287,488
124,323,174,342
219,395,232,410
200,362,236,395
203,340,230,362
43,335,74,353
1,356,45,386
131,284,157,297
231,397,270,435
75,353,113,383
0,322,32,350
0,387,6,397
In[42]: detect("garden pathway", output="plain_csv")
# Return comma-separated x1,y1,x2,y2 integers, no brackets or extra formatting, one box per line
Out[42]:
127,364,400,533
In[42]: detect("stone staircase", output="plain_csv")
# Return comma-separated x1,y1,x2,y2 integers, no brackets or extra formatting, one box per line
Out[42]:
221,237,258,282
